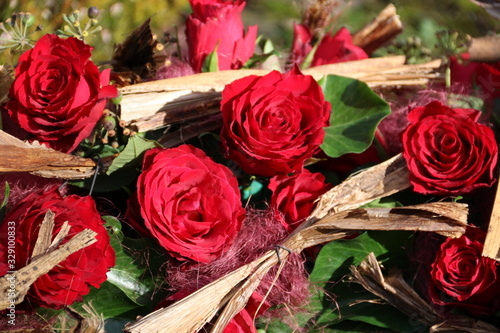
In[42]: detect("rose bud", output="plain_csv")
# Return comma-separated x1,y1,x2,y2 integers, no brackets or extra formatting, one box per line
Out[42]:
185,0,258,72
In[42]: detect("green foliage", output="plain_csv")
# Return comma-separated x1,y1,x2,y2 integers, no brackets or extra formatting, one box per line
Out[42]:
202,44,219,72
106,135,161,175
263,232,420,332
0,182,10,222
319,75,391,158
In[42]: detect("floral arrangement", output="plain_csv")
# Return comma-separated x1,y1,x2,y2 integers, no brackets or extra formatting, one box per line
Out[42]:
0,1,499,332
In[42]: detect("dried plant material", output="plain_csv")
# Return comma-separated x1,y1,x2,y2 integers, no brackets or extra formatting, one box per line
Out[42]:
0,214,97,310
119,57,442,132
158,114,223,148
310,153,411,219
0,130,95,179
351,253,500,333
111,18,158,84
352,4,403,54
0,65,13,105
467,36,500,62
350,252,439,326
483,183,500,260
66,302,105,333
125,156,468,333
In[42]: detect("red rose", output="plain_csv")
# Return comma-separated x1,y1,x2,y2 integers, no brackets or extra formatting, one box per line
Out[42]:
136,144,246,263
289,23,313,67
450,53,500,102
0,186,115,309
289,25,367,68
4,34,118,153
402,101,497,195
220,67,331,177
311,27,368,67
429,227,500,316
186,0,258,72
269,169,332,232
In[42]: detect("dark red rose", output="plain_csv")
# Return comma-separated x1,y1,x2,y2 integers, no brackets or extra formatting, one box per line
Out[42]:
429,227,500,316
186,0,258,72
4,34,118,153
220,66,331,177
402,101,497,195
450,53,500,102
0,186,115,309
269,169,332,232
311,27,368,67
136,144,246,263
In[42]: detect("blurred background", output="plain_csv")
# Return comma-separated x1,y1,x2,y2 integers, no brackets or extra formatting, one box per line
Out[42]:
0,0,499,64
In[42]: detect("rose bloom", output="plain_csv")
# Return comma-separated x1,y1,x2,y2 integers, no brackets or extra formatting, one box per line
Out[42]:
429,227,500,316
450,53,500,103
186,0,257,72
402,101,497,195
4,34,118,153
221,67,331,177
269,169,332,232
136,144,246,263
0,186,115,309
289,25,367,68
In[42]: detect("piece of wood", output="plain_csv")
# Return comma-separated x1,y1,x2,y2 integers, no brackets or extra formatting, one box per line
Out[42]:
119,56,443,132
482,183,500,260
352,4,403,54
0,130,96,179
468,35,500,62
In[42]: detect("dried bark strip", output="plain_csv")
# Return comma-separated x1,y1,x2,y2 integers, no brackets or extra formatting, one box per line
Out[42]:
119,57,442,132
483,182,500,260
0,130,96,179
352,4,403,54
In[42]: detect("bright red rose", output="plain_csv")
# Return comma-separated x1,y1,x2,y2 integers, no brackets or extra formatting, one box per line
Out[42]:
136,144,246,263
402,101,497,195
186,0,258,72
220,67,331,177
0,186,115,309
4,34,118,153
269,170,332,232
311,27,368,67
429,227,500,316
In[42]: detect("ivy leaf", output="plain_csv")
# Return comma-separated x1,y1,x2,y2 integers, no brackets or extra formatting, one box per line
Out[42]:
319,75,391,158
103,216,167,307
106,135,161,175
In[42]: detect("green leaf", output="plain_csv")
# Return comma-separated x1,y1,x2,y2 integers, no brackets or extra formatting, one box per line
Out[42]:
0,181,10,222
71,281,142,319
299,232,418,332
319,75,391,158
104,217,167,307
202,42,219,72
106,136,161,175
